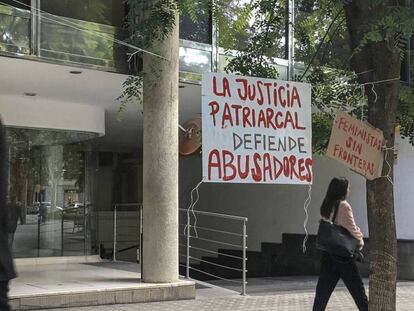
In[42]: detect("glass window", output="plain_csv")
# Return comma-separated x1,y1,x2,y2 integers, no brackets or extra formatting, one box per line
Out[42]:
179,46,212,73
41,0,127,27
6,127,98,258
179,3,212,44
0,0,30,10
0,0,31,55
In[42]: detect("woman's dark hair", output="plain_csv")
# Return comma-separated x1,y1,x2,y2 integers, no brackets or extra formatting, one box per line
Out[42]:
320,177,349,219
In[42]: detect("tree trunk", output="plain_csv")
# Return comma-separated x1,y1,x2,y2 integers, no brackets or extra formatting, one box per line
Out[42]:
365,43,399,310
344,2,400,310
142,9,179,282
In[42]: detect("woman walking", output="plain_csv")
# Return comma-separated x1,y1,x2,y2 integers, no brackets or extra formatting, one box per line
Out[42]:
313,177,368,311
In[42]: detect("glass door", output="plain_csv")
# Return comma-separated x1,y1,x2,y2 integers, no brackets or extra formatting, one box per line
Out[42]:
6,127,97,258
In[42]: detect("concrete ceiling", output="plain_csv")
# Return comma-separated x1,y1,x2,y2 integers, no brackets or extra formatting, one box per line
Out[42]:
0,56,202,151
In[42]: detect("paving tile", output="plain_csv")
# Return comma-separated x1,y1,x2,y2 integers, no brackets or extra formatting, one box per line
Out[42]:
35,284,414,311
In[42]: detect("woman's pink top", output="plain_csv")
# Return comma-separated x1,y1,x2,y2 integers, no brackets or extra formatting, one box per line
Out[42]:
324,200,364,248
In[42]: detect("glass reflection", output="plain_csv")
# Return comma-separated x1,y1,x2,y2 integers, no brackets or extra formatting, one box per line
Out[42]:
179,47,211,74
6,127,98,258
179,1,212,44
0,3,30,55
41,0,126,27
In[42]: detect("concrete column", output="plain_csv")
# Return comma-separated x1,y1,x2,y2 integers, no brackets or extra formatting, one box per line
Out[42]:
142,15,179,283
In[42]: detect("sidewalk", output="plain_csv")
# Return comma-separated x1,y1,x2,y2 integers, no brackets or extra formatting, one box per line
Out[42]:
36,277,414,311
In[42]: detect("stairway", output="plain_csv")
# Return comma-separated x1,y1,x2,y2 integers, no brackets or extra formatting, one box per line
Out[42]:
179,233,374,281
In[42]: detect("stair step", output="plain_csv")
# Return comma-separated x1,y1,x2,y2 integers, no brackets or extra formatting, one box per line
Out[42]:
261,242,282,256
179,233,323,281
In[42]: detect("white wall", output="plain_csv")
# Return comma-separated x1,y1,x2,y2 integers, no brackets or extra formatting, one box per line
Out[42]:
180,136,414,252
0,95,105,136
180,153,368,252
394,136,414,239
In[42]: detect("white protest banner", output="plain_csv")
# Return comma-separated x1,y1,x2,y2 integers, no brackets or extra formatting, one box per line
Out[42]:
202,72,312,184
326,110,384,180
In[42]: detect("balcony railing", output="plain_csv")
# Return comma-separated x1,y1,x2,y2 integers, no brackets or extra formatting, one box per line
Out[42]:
39,13,128,72
0,3,128,72
0,3,215,76
0,3,302,80
0,4,30,55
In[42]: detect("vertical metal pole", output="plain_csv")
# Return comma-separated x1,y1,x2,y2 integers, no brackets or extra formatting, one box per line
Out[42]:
36,0,41,55
242,219,247,296
30,0,36,55
37,213,40,257
211,0,218,72
287,0,295,80
113,205,117,261
61,211,64,256
83,152,87,255
30,0,40,55
83,205,87,255
139,204,143,270
23,178,28,224
186,211,190,279
406,0,411,87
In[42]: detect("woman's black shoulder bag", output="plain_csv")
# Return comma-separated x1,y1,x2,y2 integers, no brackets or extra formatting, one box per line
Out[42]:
316,203,358,258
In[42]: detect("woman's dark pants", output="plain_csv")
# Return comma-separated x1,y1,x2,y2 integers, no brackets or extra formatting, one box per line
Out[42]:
313,252,368,311
0,281,10,311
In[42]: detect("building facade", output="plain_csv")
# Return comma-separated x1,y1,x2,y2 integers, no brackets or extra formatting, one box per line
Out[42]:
1,0,414,282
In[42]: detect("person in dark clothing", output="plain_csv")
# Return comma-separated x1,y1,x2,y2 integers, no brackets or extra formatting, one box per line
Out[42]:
7,200,22,249
0,118,16,311
313,177,368,311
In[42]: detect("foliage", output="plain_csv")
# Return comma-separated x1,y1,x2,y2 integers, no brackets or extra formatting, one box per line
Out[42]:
344,0,414,146
355,3,414,54
118,0,182,116
41,0,115,26
223,0,365,154
397,85,414,145
38,1,124,66
225,0,414,154
120,0,414,155
125,0,212,50
294,0,349,69
179,0,212,44
224,0,285,79
311,113,332,154
213,0,254,50
126,0,179,50
116,75,143,119
306,67,365,153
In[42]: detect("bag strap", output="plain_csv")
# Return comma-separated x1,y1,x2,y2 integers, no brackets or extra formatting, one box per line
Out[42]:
332,201,340,223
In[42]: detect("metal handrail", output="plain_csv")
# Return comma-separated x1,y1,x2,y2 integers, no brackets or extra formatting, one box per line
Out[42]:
182,245,245,260
187,235,243,249
111,203,248,295
189,255,245,272
179,208,248,222
180,207,248,295
187,225,244,237
180,264,244,284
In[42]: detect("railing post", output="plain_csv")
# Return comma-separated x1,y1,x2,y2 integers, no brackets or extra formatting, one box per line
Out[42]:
30,0,40,56
186,211,190,279
61,211,64,256
211,0,218,72
139,204,143,267
242,219,247,296
113,204,117,261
